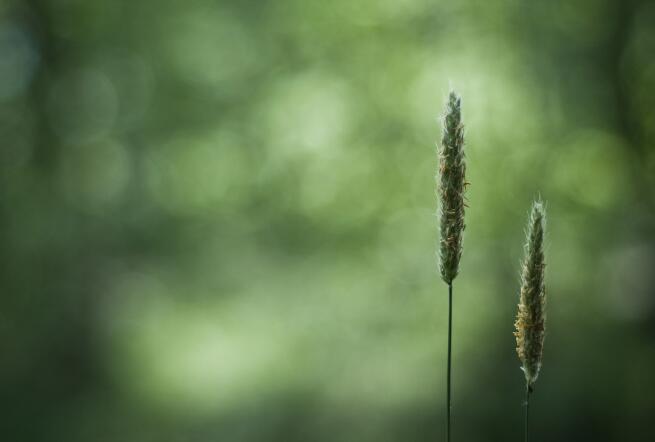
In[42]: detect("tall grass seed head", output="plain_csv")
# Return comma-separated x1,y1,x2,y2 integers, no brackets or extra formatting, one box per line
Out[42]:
438,91,467,285
514,200,546,387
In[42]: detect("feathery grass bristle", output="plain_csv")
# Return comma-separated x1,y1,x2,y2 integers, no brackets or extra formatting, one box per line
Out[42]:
438,91,467,285
514,200,547,387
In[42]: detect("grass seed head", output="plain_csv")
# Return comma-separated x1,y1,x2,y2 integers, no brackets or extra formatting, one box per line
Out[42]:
514,199,547,387
438,91,466,285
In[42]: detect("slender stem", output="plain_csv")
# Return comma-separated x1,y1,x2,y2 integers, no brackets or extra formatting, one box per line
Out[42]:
524,382,531,442
446,282,453,442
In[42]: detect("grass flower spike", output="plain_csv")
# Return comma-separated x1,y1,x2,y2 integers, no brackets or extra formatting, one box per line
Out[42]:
515,200,546,387
514,199,546,442
437,91,466,442
439,92,466,284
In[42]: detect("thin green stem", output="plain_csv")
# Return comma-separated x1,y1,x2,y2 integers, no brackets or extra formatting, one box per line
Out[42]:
524,382,531,442
446,282,453,442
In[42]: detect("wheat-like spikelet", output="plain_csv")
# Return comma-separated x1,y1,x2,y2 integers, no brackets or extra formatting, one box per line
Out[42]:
438,92,466,285
514,200,546,387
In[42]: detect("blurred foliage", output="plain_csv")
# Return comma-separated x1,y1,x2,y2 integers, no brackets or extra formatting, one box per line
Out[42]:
1,0,655,441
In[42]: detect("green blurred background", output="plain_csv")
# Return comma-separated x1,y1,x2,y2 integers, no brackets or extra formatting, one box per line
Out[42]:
2,0,655,440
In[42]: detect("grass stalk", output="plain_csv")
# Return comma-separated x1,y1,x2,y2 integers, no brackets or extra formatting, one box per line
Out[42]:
514,200,546,442
447,282,452,441
524,383,532,442
437,91,466,442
